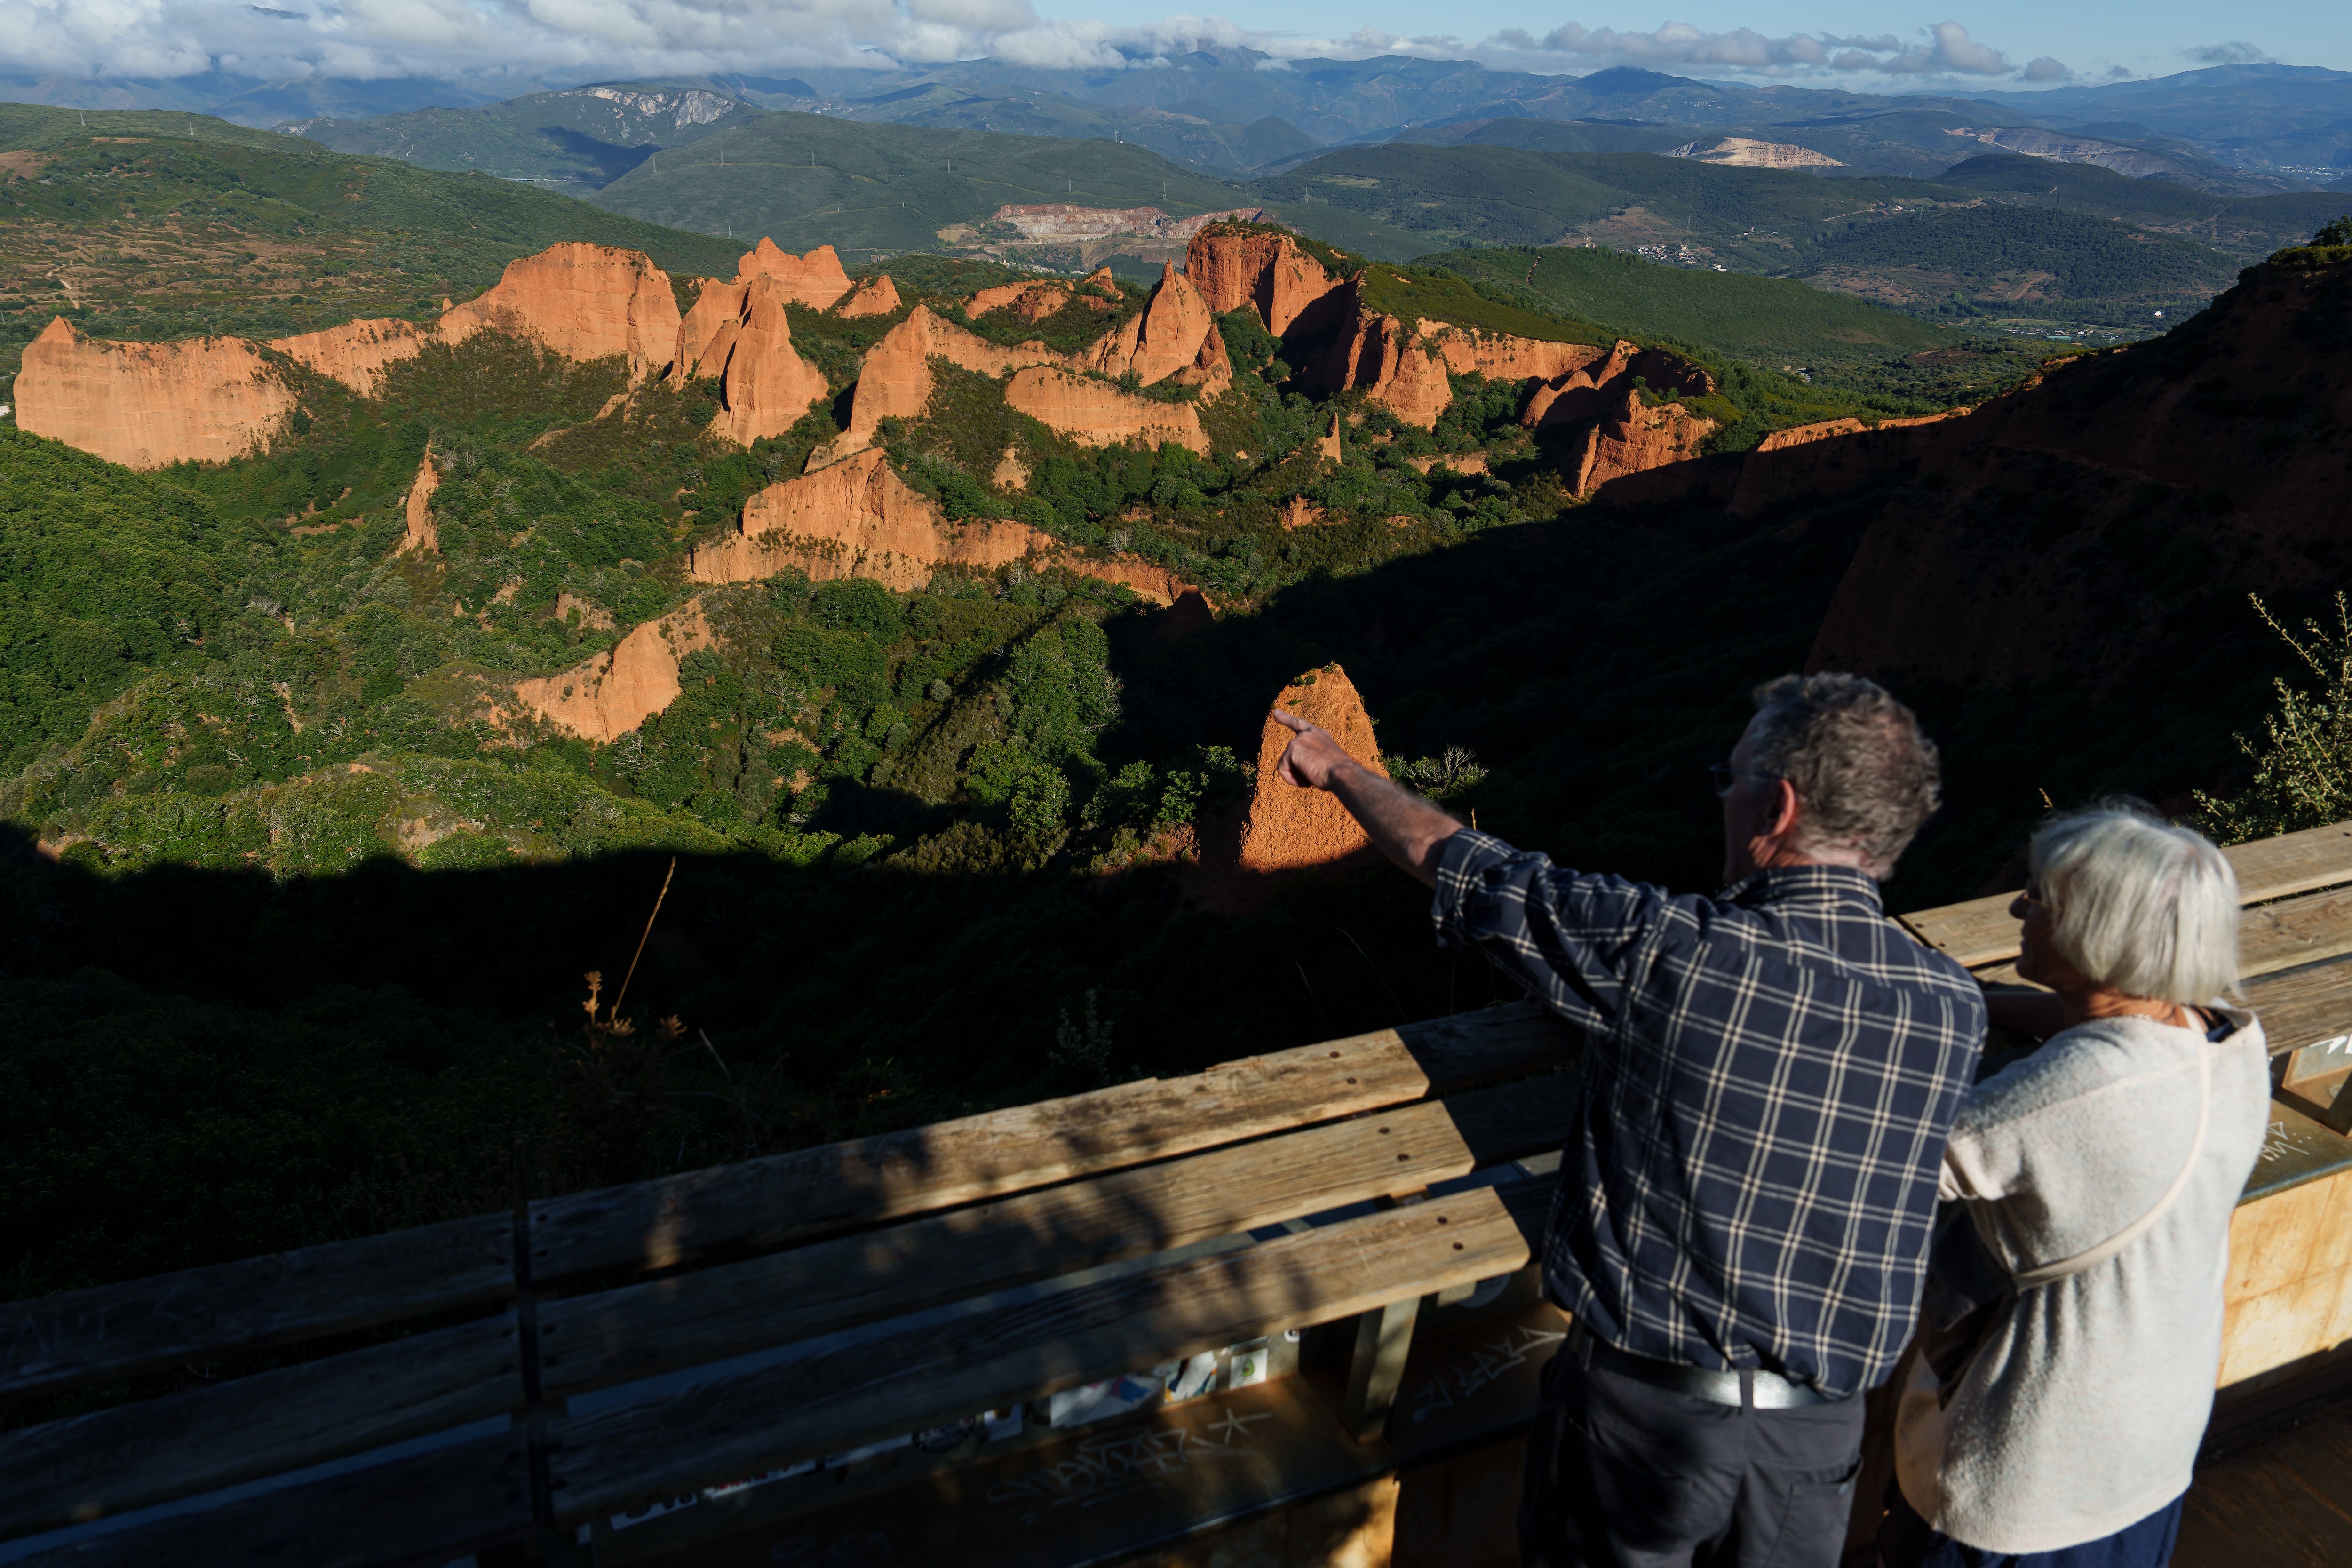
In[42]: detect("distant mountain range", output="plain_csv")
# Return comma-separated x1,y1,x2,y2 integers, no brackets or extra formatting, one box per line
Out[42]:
8,57,2350,191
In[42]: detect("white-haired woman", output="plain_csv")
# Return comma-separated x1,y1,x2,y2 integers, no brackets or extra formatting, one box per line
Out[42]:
1883,804,2269,1568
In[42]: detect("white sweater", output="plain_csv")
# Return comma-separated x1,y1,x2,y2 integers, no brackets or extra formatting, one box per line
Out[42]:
1893,1007,2270,1554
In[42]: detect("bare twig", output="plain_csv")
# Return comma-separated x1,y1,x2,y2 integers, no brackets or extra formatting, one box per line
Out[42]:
612,857,677,1021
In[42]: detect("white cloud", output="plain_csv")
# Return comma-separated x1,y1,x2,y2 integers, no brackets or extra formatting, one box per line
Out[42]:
1475,19,2045,83
2020,56,2069,82
0,6,2068,93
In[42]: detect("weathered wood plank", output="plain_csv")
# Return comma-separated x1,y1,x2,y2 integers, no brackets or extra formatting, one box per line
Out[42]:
529,1006,1569,1285
5,1427,530,1568
1901,820,2352,970
1972,883,2352,989
0,1213,513,1400
2244,953,2352,1059
1394,1003,1575,1091
545,1185,1531,1521
0,1313,520,1539
1445,1069,1579,1166
538,1075,1578,1400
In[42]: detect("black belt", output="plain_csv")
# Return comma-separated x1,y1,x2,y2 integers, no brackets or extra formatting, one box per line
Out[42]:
1565,1321,1842,1410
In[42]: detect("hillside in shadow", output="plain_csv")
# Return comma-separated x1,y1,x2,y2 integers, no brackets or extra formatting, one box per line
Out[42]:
4,438,2328,1300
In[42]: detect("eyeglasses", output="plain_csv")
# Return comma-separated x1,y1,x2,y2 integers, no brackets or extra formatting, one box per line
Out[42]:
2017,881,2056,913
1708,763,1781,798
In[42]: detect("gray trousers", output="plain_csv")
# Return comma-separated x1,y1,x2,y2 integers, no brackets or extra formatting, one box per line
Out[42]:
1519,1340,1867,1568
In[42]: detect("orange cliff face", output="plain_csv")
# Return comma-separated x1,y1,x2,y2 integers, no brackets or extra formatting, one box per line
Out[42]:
270,317,435,396
687,448,1058,592
1085,263,1219,387
814,306,1077,462
834,274,901,318
672,270,832,446
510,600,715,743
1237,664,1388,876
1184,229,1348,336
1004,366,1211,456
1567,386,1717,494
1305,310,1454,428
401,447,441,555
738,239,852,311
15,318,297,469
442,243,683,381
686,448,1210,607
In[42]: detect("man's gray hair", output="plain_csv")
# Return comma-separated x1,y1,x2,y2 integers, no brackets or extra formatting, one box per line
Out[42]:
2031,804,2241,1004
1747,673,1941,875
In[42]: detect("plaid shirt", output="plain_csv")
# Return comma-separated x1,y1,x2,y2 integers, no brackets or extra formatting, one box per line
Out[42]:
1433,830,1984,1398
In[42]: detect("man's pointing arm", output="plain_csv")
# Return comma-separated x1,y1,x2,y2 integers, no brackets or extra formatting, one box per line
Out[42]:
1271,709,1462,888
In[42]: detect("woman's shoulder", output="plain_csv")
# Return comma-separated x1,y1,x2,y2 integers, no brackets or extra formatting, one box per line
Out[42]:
1961,1016,2198,1127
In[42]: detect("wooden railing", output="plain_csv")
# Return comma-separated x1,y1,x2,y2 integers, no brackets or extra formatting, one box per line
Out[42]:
10,820,2352,1567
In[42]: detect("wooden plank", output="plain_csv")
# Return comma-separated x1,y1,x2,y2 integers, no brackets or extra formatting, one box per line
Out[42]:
1394,1003,1576,1091
527,1027,1438,1284
586,1377,1384,1568
539,1099,1467,1397
545,1185,1531,1521
7,1426,531,1568
537,1076,1577,1401
2244,1100,2352,1205
1444,1070,1579,1165
0,1313,520,1539
2244,953,2352,1059
1901,819,2352,970
1973,883,2352,988
529,1006,1573,1286
0,1213,513,1401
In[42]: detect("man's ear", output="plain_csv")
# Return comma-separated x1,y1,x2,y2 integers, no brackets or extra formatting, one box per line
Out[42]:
1769,779,1804,842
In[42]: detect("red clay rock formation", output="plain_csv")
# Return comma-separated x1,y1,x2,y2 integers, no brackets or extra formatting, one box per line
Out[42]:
1086,263,1217,387
441,243,683,382
1748,410,1968,453
737,239,852,310
271,318,433,395
687,449,1059,591
512,599,714,743
15,318,296,469
1168,315,1232,400
818,305,1070,460
1053,556,1208,608
1003,366,1210,455
1185,230,1347,335
1304,310,1454,427
834,274,901,318
1278,497,1328,529
993,447,1029,490
710,274,830,446
1082,266,1123,300
1428,328,1611,386
401,447,440,555
1238,665,1389,874
969,279,1090,322
1316,413,1343,464
1567,387,1717,494
1408,451,1488,475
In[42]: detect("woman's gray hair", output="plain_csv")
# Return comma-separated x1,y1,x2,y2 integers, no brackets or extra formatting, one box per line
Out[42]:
2031,804,2241,1003
1747,673,1942,875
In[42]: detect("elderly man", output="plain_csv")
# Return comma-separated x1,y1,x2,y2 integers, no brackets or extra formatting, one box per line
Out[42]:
1274,673,1985,1568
